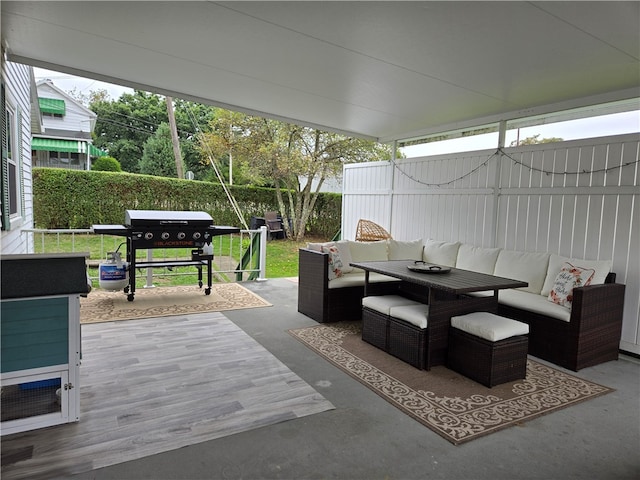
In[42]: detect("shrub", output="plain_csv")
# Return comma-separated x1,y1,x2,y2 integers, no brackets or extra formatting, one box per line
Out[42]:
32,168,341,238
92,156,122,172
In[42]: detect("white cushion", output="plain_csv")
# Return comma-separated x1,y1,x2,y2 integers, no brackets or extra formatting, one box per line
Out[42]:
499,289,571,322
456,244,501,274
306,241,333,252
388,238,424,260
494,249,550,295
422,239,460,267
348,240,388,263
328,272,400,289
541,254,612,297
362,295,420,315
547,262,596,309
389,304,429,329
451,312,529,342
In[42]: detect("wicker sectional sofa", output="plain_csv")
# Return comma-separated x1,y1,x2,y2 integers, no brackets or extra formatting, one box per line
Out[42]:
297,238,625,371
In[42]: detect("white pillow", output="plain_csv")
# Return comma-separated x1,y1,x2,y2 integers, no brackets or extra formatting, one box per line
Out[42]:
456,244,501,274
541,254,612,297
388,238,424,260
348,240,388,262
493,249,550,295
422,239,460,267
548,262,596,309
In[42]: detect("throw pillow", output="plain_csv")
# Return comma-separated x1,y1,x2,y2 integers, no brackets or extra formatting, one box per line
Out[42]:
548,262,596,308
322,245,346,280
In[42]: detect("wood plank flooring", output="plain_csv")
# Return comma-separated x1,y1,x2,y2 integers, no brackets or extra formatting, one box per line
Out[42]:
1,313,334,480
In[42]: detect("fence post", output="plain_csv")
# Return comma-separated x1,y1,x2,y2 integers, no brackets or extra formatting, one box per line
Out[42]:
258,226,268,281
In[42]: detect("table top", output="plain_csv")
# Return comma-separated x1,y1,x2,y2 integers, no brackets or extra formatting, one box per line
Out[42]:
350,260,527,294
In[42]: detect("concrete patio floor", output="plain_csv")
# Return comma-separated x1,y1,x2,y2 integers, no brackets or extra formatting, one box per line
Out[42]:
70,278,639,480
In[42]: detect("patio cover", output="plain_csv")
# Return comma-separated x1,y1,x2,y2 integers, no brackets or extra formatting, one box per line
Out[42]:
2,2,639,142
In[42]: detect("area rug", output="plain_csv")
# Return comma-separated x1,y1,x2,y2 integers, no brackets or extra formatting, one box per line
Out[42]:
80,283,271,324
1,314,334,480
289,322,613,445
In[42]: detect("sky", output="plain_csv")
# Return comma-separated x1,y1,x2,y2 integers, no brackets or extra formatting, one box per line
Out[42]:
35,67,639,157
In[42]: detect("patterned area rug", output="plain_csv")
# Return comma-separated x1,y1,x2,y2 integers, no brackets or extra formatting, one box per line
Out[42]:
289,322,613,445
80,283,271,324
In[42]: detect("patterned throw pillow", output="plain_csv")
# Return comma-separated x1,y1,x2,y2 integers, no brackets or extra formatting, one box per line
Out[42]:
548,262,595,308
322,245,345,280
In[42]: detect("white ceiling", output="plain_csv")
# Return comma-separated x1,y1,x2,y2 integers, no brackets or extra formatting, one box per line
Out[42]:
2,1,639,142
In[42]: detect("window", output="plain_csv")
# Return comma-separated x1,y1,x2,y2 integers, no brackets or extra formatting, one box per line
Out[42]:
1,84,22,230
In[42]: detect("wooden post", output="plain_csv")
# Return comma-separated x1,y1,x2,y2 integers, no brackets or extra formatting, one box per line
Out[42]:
165,96,184,179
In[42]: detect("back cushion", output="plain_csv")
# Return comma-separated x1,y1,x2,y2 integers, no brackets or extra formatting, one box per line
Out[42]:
348,240,388,263
388,239,424,260
306,241,333,252
456,244,501,274
422,239,460,267
541,254,612,296
494,250,550,295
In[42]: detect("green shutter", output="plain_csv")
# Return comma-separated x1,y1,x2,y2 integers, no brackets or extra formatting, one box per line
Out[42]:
1,83,10,231
38,97,65,115
17,107,25,218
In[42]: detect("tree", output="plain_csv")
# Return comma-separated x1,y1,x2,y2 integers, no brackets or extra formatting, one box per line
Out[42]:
139,123,184,177
510,134,563,147
199,111,394,240
89,92,218,176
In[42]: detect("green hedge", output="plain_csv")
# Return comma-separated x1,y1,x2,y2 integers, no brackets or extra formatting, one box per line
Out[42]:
32,168,341,237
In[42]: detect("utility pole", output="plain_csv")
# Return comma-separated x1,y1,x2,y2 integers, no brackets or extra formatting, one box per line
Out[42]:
165,96,184,179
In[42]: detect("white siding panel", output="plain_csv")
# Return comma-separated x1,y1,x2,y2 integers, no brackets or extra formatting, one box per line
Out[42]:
1,60,34,254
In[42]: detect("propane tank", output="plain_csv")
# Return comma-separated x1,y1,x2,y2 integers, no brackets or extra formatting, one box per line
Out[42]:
98,251,129,291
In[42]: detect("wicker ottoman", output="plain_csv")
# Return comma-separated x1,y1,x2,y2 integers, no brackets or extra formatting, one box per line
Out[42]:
388,304,430,369
362,295,420,351
447,312,529,387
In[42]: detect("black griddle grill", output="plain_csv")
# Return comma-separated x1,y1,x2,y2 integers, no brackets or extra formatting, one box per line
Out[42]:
93,210,240,301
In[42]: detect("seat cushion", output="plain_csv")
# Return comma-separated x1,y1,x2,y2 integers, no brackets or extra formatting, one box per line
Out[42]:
389,304,429,329
328,272,399,289
499,289,571,322
362,295,420,315
451,312,529,342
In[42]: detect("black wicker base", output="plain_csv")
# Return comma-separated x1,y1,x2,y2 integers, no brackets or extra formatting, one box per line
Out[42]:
362,307,389,350
388,316,427,369
447,327,528,388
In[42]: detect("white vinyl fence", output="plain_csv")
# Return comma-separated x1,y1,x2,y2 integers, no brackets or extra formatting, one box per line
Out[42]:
343,133,640,354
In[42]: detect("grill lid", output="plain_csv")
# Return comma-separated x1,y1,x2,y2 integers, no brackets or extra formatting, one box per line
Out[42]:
125,210,213,227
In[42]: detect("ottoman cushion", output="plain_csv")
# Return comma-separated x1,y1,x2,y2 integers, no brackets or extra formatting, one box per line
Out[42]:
451,312,529,342
362,295,420,315
389,304,429,329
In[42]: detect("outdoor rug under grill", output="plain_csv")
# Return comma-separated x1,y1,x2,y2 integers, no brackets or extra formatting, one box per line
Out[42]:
80,283,271,324
289,321,613,445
